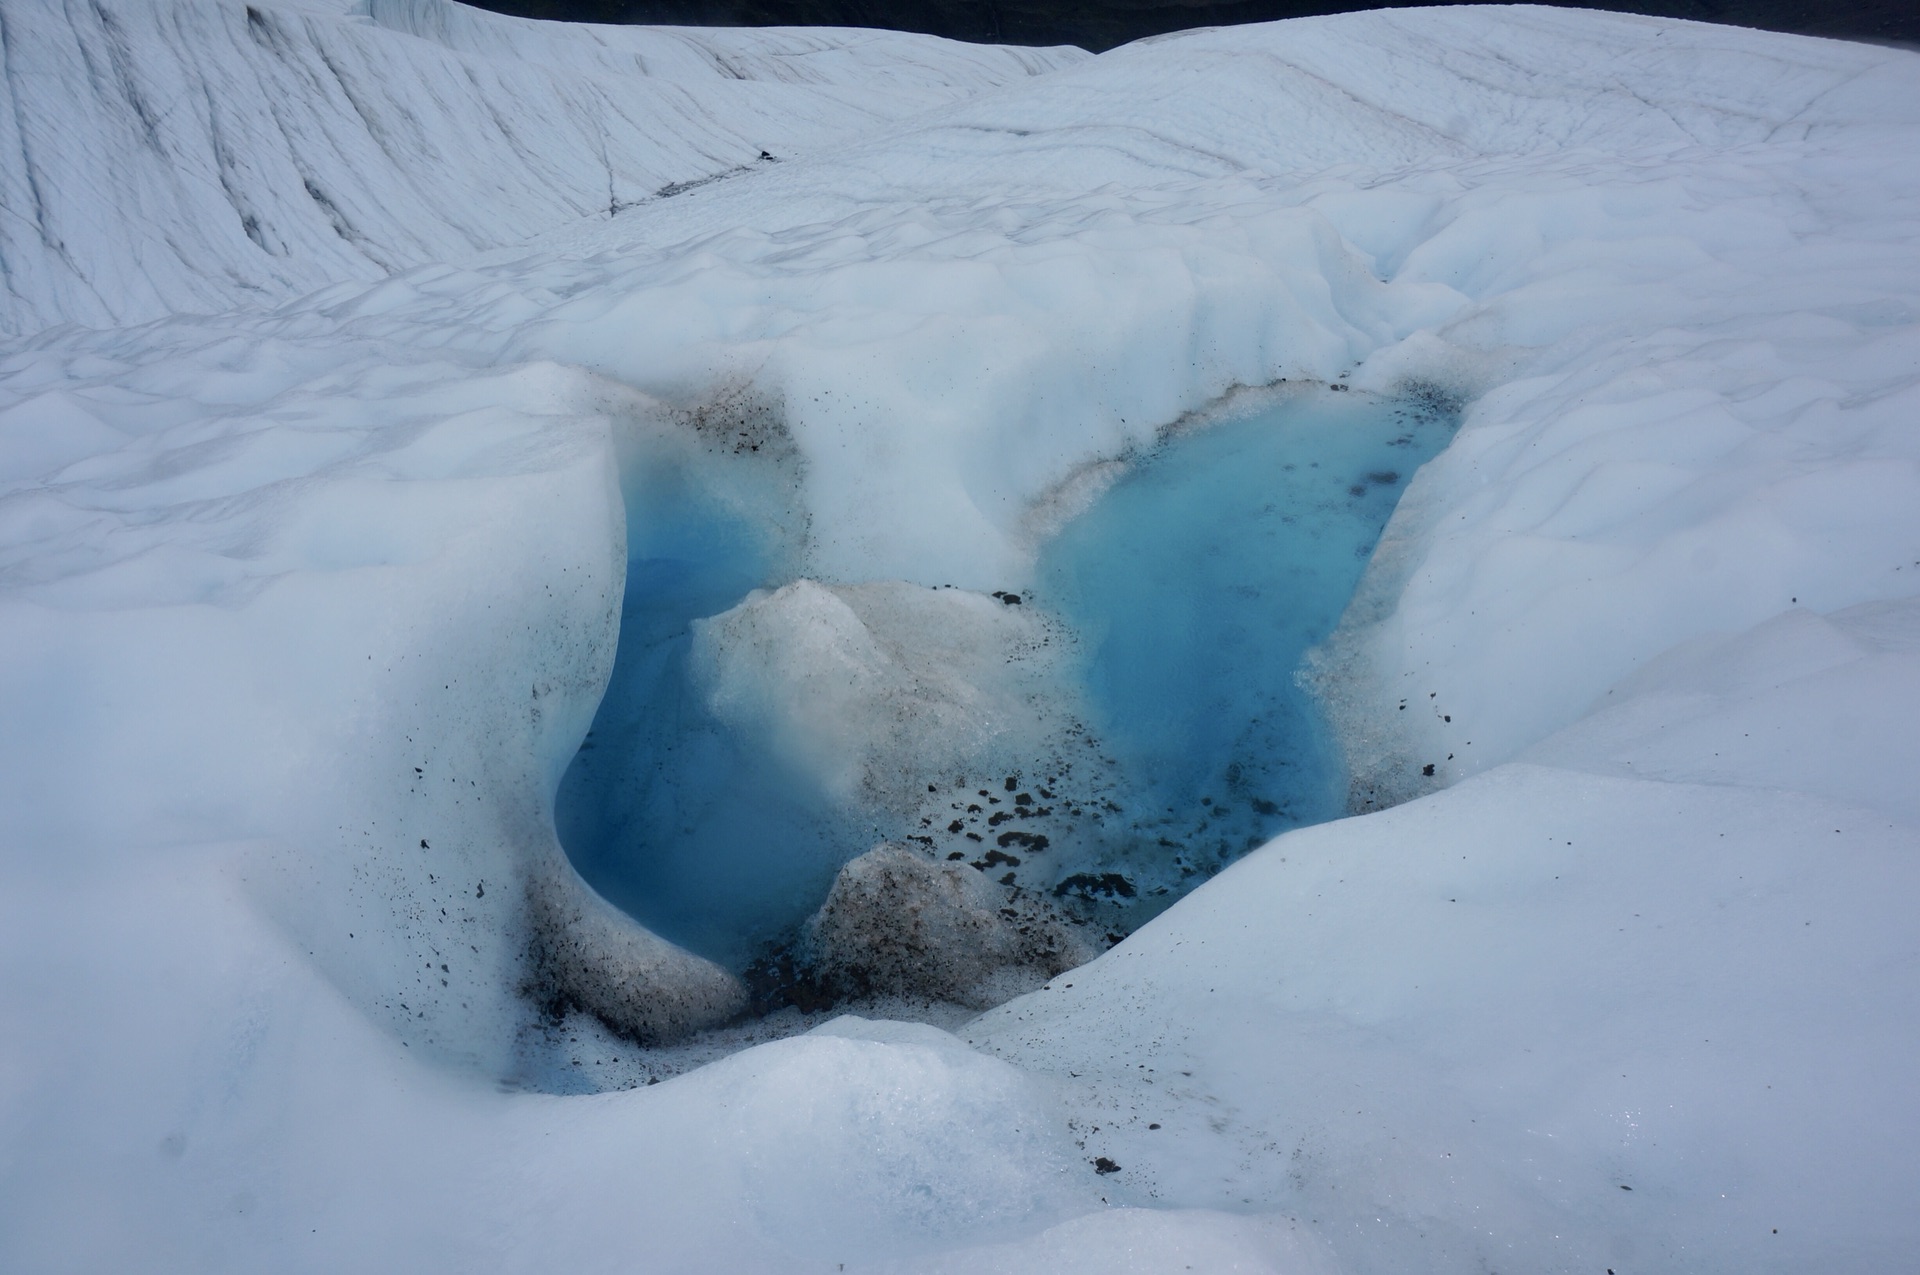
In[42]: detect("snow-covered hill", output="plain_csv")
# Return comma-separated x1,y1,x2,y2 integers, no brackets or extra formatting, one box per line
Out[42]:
1,2,1917,1271
0,0,1081,336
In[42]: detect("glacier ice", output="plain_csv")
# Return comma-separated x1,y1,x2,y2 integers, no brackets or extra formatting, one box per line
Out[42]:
801,843,1096,1009
2,1,1919,1271
552,380,1455,980
0,0,1083,336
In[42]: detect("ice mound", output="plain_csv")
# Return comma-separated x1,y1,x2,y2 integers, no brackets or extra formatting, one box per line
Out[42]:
706,1019,1095,1259
888,1206,1339,1275
526,854,748,1044
692,579,1068,815
1524,595,1920,822
561,568,1083,967
797,843,1096,1009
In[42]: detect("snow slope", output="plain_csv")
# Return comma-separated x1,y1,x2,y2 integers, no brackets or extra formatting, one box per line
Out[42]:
0,0,1081,336
2,2,1918,1271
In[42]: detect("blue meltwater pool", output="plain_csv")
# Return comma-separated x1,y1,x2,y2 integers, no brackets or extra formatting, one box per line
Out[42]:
555,384,1458,969
1030,385,1457,900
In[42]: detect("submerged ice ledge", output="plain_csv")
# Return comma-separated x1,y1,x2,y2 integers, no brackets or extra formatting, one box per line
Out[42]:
538,379,1459,1075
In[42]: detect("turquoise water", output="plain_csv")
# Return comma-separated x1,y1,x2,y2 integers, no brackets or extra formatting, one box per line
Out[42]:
552,458,865,968
555,385,1457,970
1029,385,1456,891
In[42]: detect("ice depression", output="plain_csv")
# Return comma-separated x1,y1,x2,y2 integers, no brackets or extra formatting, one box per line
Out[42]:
552,381,1458,989
2,0,1919,1271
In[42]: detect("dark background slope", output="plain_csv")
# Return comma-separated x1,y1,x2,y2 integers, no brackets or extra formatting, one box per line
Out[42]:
464,0,1919,52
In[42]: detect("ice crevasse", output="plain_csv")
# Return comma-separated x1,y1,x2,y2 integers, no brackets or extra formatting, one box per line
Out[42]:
1,1,1918,1271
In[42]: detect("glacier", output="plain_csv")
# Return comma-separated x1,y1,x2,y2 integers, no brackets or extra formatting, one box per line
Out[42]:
554,383,1458,977
0,0,1082,335
2,0,1918,1270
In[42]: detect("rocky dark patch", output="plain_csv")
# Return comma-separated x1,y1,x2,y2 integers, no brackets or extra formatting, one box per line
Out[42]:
1054,871,1136,900
791,844,1098,1008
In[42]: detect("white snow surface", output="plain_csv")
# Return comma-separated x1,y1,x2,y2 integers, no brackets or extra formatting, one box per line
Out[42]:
2,2,1918,1271
0,0,1081,336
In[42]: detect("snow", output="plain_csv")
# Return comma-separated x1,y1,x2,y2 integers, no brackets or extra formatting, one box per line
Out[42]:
0,0,1082,336
2,1,1918,1270
971,764,1920,1270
